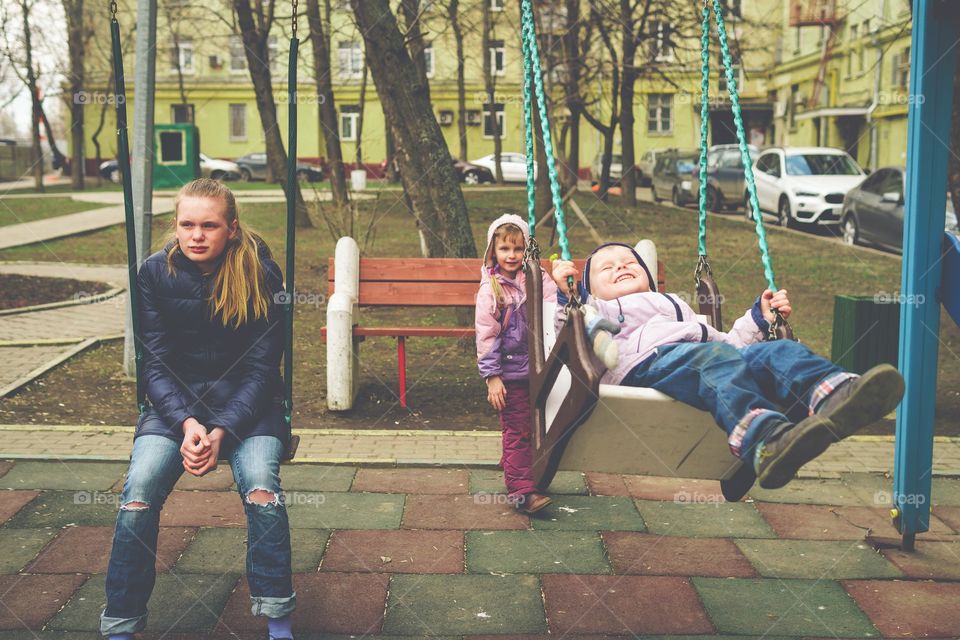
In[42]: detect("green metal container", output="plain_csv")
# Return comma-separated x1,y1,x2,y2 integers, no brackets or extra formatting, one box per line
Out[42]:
831,294,900,374
152,124,200,189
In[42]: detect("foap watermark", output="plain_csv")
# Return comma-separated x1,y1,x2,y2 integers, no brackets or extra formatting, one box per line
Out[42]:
275,91,327,105
282,491,326,507
74,91,124,105
874,291,925,307
673,490,723,505
274,289,327,309
673,290,727,308
74,491,123,506
474,491,511,506
874,490,926,507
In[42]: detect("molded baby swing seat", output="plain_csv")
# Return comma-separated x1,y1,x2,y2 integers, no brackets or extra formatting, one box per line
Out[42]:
527,240,755,502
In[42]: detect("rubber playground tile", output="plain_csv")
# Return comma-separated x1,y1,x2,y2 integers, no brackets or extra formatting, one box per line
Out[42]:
0,490,39,525
843,579,960,638
835,505,956,538
469,469,510,495
635,501,775,538
622,474,726,502
0,461,13,478
0,633,101,640
0,461,128,491
584,472,629,496
175,527,329,574
835,473,901,506
466,530,610,574
0,574,87,630
0,528,57,574
931,477,960,506
541,574,713,636
531,496,646,532
932,505,960,533
693,577,878,637
215,573,389,635
403,494,528,530
2,490,118,528
287,491,404,529
383,574,546,635
756,503,876,540
159,490,246,527
321,529,463,573
880,538,960,579
469,469,587,495
277,464,357,492
734,539,903,579
538,471,589,495
27,526,195,574
747,477,877,506
351,468,469,494
173,466,237,492
48,573,238,633
602,531,757,577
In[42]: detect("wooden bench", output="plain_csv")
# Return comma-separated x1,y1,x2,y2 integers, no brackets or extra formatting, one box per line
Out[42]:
322,236,662,411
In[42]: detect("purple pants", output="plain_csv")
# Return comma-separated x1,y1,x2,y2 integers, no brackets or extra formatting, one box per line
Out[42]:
499,380,537,500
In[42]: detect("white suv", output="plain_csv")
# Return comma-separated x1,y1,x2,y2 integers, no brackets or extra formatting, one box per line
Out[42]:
749,147,866,228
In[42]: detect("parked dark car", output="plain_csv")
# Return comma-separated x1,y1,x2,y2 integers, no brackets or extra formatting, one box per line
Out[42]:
691,143,760,212
99,159,122,183
380,157,494,184
235,152,325,182
100,154,244,183
651,150,698,206
840,166,959,253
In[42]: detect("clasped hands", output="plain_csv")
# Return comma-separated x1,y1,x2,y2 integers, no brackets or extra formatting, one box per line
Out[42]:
181,417,224,477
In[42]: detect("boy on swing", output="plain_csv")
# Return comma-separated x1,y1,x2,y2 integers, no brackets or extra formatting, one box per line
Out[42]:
551,243,905,489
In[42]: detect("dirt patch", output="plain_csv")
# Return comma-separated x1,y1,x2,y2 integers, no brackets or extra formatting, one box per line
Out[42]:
0,274,111,311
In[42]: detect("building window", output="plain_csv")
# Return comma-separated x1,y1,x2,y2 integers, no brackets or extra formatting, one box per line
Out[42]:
490,0,504,11
488,40,505,76
229,35,247,72
171,104,194,123
482,103,505,139
229,104,247,141
170,38,194,74
646,94,672,134
650,21,674,62
338,41,364,79
340,106,360,141
794,26,801,53
789,83,799,129
424,43,435,78
267,35,278,73
892,47,910,87
847,25,857,77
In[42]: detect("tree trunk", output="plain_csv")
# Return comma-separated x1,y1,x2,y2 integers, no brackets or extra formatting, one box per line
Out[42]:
65,0,85,189
38,100,67,172
355,59,368,166
619,50,637,206
306,0,349,206
399,0,429,88
234,0,311,227
449,0,467,161
533,100,551,225
482,0,503,182
22,1,43,192
350,0,475,259
560,0,582,192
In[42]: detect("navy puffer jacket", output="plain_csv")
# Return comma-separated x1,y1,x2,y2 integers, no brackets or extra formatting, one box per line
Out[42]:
134,241,287,448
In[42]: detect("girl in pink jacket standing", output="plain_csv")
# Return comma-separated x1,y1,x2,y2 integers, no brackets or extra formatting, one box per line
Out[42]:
476,214,557,513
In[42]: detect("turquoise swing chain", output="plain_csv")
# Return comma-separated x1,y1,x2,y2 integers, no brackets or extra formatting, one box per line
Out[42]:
697,3,710,259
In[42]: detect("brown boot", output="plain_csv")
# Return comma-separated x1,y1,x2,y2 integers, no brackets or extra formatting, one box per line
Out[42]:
814,364,905,440
519,493,552,514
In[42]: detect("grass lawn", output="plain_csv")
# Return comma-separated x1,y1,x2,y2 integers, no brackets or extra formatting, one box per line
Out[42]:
0,197,108,227
1,189,958,435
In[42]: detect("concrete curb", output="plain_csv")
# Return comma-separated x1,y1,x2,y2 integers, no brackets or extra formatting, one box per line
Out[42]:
0,338,99,397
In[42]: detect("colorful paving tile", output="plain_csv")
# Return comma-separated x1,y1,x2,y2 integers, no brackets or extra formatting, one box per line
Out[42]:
3,490,118,528
0,574,87,630
531,496,646,532
403,494,528,530
635,501,775,538
321,529,464,573
466,530,610,574
383,574,546,635
623,475,726,502
0,490,38,526
351,468,469,494
0,462,127,491
27,526,195,574
541,574,713,636
158,490,246,527
755,503,874,540
215,573,389,635
174,527,329,574
469,469,587,495
286,491,404,529
694,577,878,637
583,472,629,496
0,528,57,574
932,505,960,533
843,579,960,638
880,538,960,579
278,465,357,492
734,539,903,579
748,477,878,506
602,531,757,577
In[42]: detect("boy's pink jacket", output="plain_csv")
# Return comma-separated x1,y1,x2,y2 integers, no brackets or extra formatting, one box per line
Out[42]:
557,291,769,385
476,214,557,381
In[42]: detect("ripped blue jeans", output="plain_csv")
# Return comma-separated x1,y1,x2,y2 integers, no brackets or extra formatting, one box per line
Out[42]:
100,435,294,636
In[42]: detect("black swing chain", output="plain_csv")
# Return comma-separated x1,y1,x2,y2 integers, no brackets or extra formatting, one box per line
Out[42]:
291,0,298,40
109,0,117,21
694,254,713,289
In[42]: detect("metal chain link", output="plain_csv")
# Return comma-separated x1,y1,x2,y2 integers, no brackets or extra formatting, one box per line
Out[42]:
109,0,118,21
291,0,298,39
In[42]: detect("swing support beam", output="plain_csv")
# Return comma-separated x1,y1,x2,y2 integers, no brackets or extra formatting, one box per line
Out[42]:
893,0,960,549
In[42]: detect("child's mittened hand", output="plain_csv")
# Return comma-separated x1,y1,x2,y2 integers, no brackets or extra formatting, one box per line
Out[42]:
761,288,792,322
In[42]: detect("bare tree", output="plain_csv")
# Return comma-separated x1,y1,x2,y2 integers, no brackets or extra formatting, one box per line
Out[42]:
162,0,192,122
446,0,468,160
233,0,311,226
581,0,620,202
2,0,46,192
481,0,504,182
306,0,349,205
616,0,654,206
350,0,475,259
63,0,93,188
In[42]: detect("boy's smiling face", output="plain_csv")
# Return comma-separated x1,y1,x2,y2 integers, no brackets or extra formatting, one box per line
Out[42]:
589,245,650,300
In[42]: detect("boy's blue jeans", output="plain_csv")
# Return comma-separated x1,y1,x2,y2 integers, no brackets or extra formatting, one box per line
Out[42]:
622,340,854,460
100,435,295,636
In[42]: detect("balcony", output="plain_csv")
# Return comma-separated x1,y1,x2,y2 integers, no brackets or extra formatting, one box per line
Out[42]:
789,0,837,26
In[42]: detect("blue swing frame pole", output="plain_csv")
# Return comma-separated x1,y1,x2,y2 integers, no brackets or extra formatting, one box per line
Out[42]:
893,0,960,546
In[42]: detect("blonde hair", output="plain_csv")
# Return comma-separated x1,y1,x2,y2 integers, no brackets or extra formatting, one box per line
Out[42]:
167,178,271,328
488,222,525,310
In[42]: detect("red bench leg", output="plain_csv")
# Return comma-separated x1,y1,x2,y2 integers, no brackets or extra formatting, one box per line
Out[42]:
398,336,407,408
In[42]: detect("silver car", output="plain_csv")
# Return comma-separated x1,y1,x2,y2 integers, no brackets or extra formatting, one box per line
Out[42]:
590,152,623,184
840,166,959,253
691,144,759,212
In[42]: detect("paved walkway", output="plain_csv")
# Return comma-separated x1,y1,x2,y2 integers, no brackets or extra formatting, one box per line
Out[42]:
0,459,959,638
